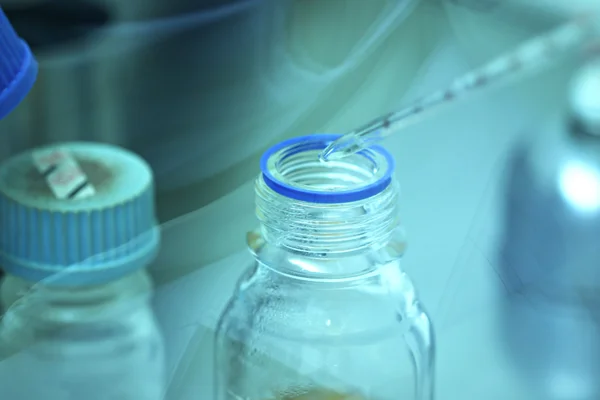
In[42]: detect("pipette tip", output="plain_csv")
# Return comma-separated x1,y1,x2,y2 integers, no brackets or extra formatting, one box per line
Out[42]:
320,134,363,162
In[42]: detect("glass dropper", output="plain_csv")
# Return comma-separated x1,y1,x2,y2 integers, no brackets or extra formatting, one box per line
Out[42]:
320,12,600,162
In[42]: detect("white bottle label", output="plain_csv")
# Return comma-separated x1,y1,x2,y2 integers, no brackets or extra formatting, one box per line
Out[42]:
32,148,96,200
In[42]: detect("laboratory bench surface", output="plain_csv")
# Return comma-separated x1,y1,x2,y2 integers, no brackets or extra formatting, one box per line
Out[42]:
152,38,579,400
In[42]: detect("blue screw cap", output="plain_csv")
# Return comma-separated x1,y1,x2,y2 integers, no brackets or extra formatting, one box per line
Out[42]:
0,7,38,120
0,142,161,286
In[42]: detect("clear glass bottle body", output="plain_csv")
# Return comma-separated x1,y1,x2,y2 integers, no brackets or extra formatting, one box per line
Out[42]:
214,136,435,400
0,270,165,400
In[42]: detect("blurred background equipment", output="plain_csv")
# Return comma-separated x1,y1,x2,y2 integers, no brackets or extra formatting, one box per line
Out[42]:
497,58,600,400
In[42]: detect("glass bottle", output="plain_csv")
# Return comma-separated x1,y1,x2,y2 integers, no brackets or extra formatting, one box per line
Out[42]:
0,142,165,399
214,134,435,400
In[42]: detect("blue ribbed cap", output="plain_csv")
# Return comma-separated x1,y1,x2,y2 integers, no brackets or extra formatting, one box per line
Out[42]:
0,7,38,120
0,142,160,286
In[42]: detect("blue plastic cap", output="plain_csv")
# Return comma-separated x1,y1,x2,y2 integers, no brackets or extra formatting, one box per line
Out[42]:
0,7,38,120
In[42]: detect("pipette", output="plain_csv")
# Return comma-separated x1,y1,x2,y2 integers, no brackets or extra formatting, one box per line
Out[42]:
320,12,600,162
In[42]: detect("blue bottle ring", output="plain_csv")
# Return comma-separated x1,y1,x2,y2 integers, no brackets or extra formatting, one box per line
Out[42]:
260,134,395,204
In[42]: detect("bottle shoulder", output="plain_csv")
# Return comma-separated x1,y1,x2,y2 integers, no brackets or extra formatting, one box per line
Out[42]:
218,260,428,340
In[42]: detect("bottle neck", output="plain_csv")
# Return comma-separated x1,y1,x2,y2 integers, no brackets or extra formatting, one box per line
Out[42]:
255,175,403,257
